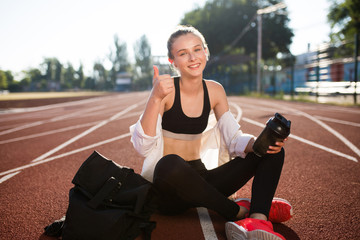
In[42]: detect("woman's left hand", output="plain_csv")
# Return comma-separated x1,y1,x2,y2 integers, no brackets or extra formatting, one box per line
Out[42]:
267,138,288,154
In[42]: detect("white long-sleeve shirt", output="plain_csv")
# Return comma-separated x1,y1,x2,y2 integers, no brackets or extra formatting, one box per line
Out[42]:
129,110,254,182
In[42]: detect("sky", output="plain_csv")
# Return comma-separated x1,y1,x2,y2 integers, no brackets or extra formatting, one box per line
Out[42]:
0,0,332,78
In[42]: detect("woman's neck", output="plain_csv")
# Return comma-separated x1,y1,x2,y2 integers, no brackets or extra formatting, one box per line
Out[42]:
179,75,203,94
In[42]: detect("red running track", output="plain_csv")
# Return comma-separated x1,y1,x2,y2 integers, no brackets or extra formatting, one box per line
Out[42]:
0,92,359,240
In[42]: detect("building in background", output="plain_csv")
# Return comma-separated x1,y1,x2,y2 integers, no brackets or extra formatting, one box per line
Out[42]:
115,72,131,92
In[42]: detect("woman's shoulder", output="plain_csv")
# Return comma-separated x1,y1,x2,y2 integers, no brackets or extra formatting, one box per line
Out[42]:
204,79,226,94
204,79,228,111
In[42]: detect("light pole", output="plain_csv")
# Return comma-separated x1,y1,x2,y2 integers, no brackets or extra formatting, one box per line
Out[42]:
256,2,286,93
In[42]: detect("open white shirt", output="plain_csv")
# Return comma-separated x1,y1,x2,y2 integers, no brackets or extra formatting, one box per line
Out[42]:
129,110,254,182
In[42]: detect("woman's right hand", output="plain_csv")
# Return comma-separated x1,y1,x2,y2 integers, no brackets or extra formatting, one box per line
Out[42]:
151,65,174,101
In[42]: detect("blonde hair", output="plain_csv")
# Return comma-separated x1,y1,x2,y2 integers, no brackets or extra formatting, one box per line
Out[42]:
167,25,210,60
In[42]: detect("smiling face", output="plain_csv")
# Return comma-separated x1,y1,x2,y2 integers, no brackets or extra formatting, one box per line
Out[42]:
170,33,208,79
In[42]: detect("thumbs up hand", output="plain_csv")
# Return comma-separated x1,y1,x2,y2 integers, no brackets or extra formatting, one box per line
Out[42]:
151,65,174,101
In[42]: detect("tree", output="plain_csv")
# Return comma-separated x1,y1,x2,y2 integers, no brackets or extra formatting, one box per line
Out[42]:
24,68,45,91
108,35,131,89
83,76,95,90
63,63,76,89
55,60,63,88
6,70,24,92
133,35,153,90
181,0,294,93
0,70,8,90
5,71,14,86
328,0,360,56
181,0,293,60
75,64,85,89
180,0,293,93
42,57,62,91
328,0,360,42
93,61,107,90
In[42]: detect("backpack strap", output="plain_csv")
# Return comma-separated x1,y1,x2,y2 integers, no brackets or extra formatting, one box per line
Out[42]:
86,165,130,209
87,177,121,209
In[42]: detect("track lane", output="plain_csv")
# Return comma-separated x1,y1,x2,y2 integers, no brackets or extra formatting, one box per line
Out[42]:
0,93,359,240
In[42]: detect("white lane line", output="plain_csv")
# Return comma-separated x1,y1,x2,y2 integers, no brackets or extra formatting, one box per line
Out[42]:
0,121,46,136
0,122,33,131
0,111,143,145
0,171,21,184
229,102,242,121
32,103,141,162
238,104,286,115
242,117,358,162
289,134,358,162
0,105,105,136
0,95,114,114
196,101,242,240
248,98,360,115
0,121,100,144
0,133,131,178
49,105,105,121
314,115,360,128
197,208,218,240
297,111,360,158
242,117,266,128
245,100,360,158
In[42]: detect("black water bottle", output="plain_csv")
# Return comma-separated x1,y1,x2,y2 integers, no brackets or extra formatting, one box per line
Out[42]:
252,113,291,157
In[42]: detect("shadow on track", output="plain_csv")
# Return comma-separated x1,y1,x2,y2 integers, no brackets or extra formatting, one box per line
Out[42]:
274,223,300,240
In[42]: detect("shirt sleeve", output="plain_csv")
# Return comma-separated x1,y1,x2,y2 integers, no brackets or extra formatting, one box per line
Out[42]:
129,114,162,157
216,110,254,159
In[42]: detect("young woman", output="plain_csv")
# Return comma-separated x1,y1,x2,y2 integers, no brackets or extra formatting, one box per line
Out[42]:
130,25,292,240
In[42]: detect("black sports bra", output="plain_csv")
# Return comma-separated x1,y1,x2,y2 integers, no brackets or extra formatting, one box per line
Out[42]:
162,77,211,135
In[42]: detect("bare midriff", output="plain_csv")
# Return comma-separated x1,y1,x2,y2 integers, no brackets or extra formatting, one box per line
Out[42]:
163,136,201,161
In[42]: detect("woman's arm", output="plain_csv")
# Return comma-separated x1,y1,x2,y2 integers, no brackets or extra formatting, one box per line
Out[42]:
207,80,229,121
140,66,174,136
208,80,255,157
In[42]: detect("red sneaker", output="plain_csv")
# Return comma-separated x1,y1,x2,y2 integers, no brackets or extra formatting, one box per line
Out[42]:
234,198,293,223
235,198,251,211
268,198,293,223
226,218,286,240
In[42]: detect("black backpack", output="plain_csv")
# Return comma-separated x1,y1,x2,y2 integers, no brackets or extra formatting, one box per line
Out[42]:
44,151,157,240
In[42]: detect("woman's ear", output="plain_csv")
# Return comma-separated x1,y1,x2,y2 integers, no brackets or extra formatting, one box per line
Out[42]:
169,58,177,68
204,48,209,61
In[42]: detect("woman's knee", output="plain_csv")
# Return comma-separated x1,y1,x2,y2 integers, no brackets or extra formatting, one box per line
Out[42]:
268,147,285,167
153,154,185,182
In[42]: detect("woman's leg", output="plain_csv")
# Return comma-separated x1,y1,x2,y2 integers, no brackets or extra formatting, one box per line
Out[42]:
205,149,285,218
153,149,284,220
249,149,285,217
153,154,240,220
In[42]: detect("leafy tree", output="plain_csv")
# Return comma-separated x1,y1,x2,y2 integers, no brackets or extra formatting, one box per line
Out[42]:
75,64,85,89
63,63,76,89
19,77,31,91
93,61,107,90
328,0,360,56
0,70,8,90
5,71,14,86
83,76,95,90
6,70,24,92
25,68,45,91
133,35,153,90
108,35,131,89
180,0,293,93
55,60,63,87
181,0,293,60
42,57,62,91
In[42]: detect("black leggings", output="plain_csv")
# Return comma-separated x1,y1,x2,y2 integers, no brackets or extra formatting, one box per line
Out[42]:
152,149,284,221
